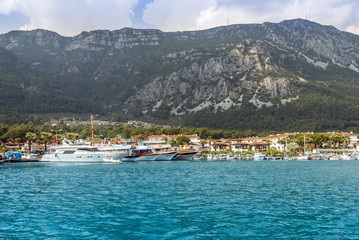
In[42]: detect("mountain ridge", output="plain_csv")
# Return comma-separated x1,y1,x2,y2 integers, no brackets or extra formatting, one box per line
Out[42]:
1,19,359,131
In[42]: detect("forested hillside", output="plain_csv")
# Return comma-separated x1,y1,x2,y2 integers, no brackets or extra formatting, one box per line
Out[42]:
1,19,359,132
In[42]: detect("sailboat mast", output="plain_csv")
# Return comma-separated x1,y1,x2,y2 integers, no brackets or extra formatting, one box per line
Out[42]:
91,115,94,147
304,134,306,154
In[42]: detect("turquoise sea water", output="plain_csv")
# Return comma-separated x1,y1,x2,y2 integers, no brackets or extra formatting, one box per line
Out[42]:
1,160,359,239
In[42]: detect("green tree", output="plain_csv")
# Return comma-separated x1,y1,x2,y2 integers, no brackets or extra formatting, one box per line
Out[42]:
287,142,300,153
133,134,147,142
67,133,80,141
170,139,179,148
40,132,52,153
329,133,343,150
176,136,191,149
212,141,219,153
25,132,37,153
266,139,272,155
0,144,9,153
342,134,350,148
310,133,327,149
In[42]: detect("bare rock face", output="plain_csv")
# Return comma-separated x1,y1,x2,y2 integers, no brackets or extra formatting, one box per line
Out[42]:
66,28,161,51
260,77,291,98
124,41,294,114
1,18,359,120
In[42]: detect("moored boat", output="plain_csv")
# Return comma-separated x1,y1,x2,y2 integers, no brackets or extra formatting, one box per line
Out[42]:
154,151,178,161
296,154,310,161
253,152,266,161
340,154,352,160
328,155,340,160
41,146,118,163
173,151,197,161
121,145,158,162
41,140,131,162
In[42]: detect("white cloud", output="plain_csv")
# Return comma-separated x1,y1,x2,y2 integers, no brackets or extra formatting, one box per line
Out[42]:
143,0,359,34
1,0,359,36
0,0,20,14
0,0,138,36
143,0,216,31
346,25,359,35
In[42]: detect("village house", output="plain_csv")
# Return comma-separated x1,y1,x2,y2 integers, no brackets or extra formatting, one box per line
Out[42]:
208,140,228,152
147,134,201,151
345,132,359,148
230,137,269,153
264,134,293,152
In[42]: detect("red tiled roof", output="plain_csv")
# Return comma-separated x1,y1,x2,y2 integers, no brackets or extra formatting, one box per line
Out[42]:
266,134,292,139
241,137,263,141
148,135,199,138
217,143,228,146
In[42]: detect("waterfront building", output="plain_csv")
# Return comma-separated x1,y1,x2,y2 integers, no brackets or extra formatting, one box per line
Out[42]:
147,134,200,150
230,138,269,153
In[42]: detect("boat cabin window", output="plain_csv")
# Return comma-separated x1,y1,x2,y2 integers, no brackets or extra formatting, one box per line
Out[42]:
63,151,75,154
77,148,100,152
132,149,153,155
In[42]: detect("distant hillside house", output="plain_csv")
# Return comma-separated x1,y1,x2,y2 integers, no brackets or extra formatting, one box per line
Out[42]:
147,134,200,150
230,138,269,153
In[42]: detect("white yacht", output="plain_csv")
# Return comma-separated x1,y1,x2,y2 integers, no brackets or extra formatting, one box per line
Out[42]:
41,146,106,162
41,140,132,163
42,116,134,162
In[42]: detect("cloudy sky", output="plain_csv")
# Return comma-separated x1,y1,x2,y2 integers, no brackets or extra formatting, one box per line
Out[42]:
0,0,359,36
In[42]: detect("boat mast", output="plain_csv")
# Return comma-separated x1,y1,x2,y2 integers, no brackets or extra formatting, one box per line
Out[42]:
304,134,306,154
91,115,94,147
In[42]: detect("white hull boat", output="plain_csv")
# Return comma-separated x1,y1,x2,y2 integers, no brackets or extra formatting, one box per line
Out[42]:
155,152,178,161
296,154,310,161
253,153,266,161
173,151,197,161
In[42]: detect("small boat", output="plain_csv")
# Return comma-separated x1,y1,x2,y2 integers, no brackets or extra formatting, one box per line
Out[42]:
328,155,340,160
253,152,266,161
4,151,22,162
206,154,214,160
121,145,158,162
226,155,235,161
192,155,205,161
296,154,310,161
340,154,352,160
309,154,325,160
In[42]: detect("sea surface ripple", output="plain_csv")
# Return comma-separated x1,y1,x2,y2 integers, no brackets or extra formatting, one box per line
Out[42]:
1,160,359,239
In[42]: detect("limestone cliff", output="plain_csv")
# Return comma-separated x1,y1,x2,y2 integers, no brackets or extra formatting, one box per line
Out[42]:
1,19,359,130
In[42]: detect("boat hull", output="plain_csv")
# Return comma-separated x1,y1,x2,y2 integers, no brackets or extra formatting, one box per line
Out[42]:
41,153,105,162
296,155,310,161
155,152,178,161
173,152,197,161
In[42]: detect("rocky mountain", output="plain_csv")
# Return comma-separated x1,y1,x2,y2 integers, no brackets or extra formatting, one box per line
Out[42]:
0,46,90,118
1,19,359,131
